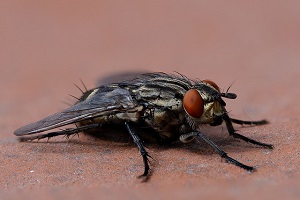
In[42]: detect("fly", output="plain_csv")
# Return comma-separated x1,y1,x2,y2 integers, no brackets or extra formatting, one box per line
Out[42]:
14,72,273,177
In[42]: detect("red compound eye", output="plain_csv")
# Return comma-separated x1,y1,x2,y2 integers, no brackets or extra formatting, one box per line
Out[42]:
203,79,220,92
183,89,204,118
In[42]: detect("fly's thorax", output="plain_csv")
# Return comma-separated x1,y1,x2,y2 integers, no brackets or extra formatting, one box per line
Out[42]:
130,83,187,139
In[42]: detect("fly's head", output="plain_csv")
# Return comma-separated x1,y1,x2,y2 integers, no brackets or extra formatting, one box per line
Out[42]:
183,80,237,128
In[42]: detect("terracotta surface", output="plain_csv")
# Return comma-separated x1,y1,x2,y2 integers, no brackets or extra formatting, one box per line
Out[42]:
1,1,299,199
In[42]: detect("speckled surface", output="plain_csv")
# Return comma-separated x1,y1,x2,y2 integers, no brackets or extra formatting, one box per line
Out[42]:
1,1,299,199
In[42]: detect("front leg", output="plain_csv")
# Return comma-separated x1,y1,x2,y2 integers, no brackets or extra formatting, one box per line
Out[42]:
222,114,273,149
230,117,269,126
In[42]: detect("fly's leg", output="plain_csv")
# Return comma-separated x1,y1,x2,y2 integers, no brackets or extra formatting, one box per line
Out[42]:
230,118,269,126
223,114,273,149
125,122,152,177
18,124,100,142
180,131,255,172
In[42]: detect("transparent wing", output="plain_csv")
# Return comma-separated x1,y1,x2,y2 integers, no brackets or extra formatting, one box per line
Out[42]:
14,87,137,136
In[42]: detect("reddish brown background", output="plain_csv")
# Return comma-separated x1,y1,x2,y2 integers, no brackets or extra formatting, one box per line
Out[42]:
1,0,299,199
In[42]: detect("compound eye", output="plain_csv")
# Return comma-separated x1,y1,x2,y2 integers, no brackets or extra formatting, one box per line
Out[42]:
203,79,220,92
183,89,204,118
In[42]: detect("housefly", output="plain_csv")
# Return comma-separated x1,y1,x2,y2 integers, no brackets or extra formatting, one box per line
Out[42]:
14,72,273,176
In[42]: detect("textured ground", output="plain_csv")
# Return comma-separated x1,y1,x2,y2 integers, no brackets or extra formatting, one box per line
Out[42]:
1,1,299,199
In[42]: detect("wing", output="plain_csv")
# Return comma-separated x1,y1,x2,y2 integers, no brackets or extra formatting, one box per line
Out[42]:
14,86,137,136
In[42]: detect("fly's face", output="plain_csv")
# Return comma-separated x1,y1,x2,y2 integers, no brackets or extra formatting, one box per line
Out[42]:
183,80,227,127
